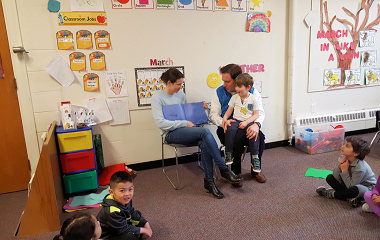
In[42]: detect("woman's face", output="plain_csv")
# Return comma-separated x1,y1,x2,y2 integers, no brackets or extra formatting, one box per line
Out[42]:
167,78,184,93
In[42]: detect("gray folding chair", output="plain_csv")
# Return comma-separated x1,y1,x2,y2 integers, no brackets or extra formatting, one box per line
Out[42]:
370,112,380,148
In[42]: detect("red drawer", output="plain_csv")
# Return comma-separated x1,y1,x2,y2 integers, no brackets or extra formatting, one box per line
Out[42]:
60,150,95,173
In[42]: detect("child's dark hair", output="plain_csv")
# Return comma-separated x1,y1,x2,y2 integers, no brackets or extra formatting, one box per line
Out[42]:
235,73,254,88
110,171,133,189
53,213,95,240
220,64,242,80
345,136,370,160
160,68,184,84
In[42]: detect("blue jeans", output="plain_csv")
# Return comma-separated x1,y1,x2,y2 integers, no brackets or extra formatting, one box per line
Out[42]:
225,121,259,155
165,127,227,181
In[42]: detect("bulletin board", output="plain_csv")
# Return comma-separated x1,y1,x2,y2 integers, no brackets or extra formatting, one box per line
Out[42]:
308,0,380,92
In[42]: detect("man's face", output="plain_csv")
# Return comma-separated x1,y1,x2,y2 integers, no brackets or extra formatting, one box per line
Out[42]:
221,73,235,93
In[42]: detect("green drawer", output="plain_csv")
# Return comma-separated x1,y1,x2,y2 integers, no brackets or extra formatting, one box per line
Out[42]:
63,170,98,194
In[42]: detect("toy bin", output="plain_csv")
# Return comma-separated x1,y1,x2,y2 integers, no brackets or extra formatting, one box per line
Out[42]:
56,127,93,153
63,170,98,194
60,150,96,174
295,124,345,154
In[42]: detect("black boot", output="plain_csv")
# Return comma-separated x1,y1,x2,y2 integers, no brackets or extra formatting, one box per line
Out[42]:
220,167,243,183
204,179,224,199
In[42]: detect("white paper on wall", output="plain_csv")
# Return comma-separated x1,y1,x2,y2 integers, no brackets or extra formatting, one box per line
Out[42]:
45,55,75,87
70,0,104,11
105,71,128,98
106,99,131,125
85,97,112,124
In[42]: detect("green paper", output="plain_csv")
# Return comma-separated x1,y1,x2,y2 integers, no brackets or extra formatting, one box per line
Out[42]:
69,187,110,207
305,168,333,179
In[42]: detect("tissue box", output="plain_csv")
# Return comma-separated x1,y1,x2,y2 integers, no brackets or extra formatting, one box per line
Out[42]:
295,124,345,154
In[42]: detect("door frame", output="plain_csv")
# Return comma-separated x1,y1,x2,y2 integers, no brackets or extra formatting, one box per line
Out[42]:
1,0,40,173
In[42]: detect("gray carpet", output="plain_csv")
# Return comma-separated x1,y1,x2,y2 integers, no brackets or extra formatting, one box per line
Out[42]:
1,133,380,239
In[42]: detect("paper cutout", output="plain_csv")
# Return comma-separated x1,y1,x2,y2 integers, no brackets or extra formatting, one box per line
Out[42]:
135,0,154,9
359,30,376,48
157,0,175,9
89,51,106,70
70,0,104,11
56,30,74,50
83,73,99,92
111,0,133,9
360,50,377,67
196,0,212,11
86,97,112,124
45,55,75,87
365,69,380,86
177,0,195,10
58,12,107,25
105,71,128,97
94,30,111,49
344,69,361,86
214,0,230,11
248,0,263,12
76,30,92,49
305,168,332,179
48,0,61,12
207,73,221,88
323,69,342,86
69,52,86,71
69,187,110,207
107,99,131,125
247,12,271,32
231,0,247,12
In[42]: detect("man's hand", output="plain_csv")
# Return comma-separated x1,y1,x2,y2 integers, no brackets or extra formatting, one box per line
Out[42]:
372,194,380,205
238,121,248,129
202,101,208,110
140,222,153,238
187,121,195,127
222,119,236,133
246,123,259,140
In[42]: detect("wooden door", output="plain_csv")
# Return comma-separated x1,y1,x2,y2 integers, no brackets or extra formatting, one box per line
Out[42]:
0,1,30,194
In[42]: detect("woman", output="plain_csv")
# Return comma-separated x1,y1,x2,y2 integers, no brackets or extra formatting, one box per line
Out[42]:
151,68,242,199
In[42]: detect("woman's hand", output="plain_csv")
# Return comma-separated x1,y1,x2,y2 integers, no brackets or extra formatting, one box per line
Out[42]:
187,121,195,127
202,101,208,110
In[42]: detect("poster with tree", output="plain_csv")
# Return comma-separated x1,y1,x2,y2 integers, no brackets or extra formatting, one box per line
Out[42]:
308,0,380,91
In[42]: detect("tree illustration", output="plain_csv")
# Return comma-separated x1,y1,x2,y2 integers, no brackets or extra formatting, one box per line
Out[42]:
320,0,380,87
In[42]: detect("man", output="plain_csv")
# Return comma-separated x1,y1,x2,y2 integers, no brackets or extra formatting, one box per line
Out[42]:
209,64,266,186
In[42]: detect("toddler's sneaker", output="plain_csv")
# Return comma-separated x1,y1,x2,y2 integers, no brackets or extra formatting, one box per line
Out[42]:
225,152,233,165
362,203,374,213
316,186,335,199
251,158,261,173
347,196,364,208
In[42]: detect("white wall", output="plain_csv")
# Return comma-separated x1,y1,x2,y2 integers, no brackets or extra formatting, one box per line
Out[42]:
3,0,288,172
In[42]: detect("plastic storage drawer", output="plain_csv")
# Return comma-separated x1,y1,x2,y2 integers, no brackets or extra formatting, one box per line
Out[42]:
57,129,93,153
60,150,96,174
63,170,98,194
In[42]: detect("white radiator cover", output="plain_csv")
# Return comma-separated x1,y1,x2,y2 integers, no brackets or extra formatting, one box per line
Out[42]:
294,109,380,132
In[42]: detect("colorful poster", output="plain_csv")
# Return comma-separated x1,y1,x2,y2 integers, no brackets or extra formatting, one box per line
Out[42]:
94,30,111,50
134,0,154,9
323,69,342,86
70,0,104,11
214,0,230,11
246,12,271,32
196,0,212,10
58,12,107,25
359,30,376,47
83,73,100,91
76,30,93,49
105,71,128,97
111,0,133,9
344,69,361,86
56,30,74,50
248,0,263,12
89,52,106,70
231,0,246,12
156,0,175,9
177,0,195,10
365,68,380,86
360,50,377,67
69,52,86,71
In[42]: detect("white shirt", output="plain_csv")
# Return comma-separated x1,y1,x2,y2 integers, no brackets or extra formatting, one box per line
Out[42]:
228,92,257,122
209,88,265,127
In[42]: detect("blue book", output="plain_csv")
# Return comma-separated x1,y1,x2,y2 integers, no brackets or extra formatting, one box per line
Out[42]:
162,102,209,125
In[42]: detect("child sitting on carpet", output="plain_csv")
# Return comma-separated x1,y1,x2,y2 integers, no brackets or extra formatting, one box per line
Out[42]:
316,136,376,208
97,171,152,240
53,213,101,240
362,176,380,216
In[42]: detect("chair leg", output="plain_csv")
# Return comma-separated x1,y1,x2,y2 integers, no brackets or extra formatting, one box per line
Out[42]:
241,145,248,161
162,146,183,190
370,131,380,148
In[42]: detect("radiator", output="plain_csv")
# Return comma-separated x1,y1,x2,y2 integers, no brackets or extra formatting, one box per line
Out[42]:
294,109,380,132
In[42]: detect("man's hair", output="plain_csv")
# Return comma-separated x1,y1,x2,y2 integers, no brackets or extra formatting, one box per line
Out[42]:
235,73,253,88
53,213,95,240
110,171,133,189
160,68,184,84
220,64,242,80
345,136,370,160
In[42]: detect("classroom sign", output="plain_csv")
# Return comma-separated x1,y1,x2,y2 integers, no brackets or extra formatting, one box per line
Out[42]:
58,12,107,25
56,30,74,50
83,73,100,92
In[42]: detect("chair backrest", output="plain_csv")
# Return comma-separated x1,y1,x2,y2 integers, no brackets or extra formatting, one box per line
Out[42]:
376,111,380,130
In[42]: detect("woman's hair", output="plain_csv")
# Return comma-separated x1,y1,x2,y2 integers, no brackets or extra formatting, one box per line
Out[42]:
345,136,370,160
160,68,184,84
53,213,96,240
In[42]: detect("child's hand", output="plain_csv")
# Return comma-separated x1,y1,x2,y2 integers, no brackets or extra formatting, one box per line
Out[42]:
238,121,248,129
140,223,153,238
339,158,349,172
372,194,380,205
187,121,195,127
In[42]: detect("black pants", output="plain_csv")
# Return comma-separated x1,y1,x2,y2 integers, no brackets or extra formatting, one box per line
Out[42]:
326,174,359,200
217,126,265,175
